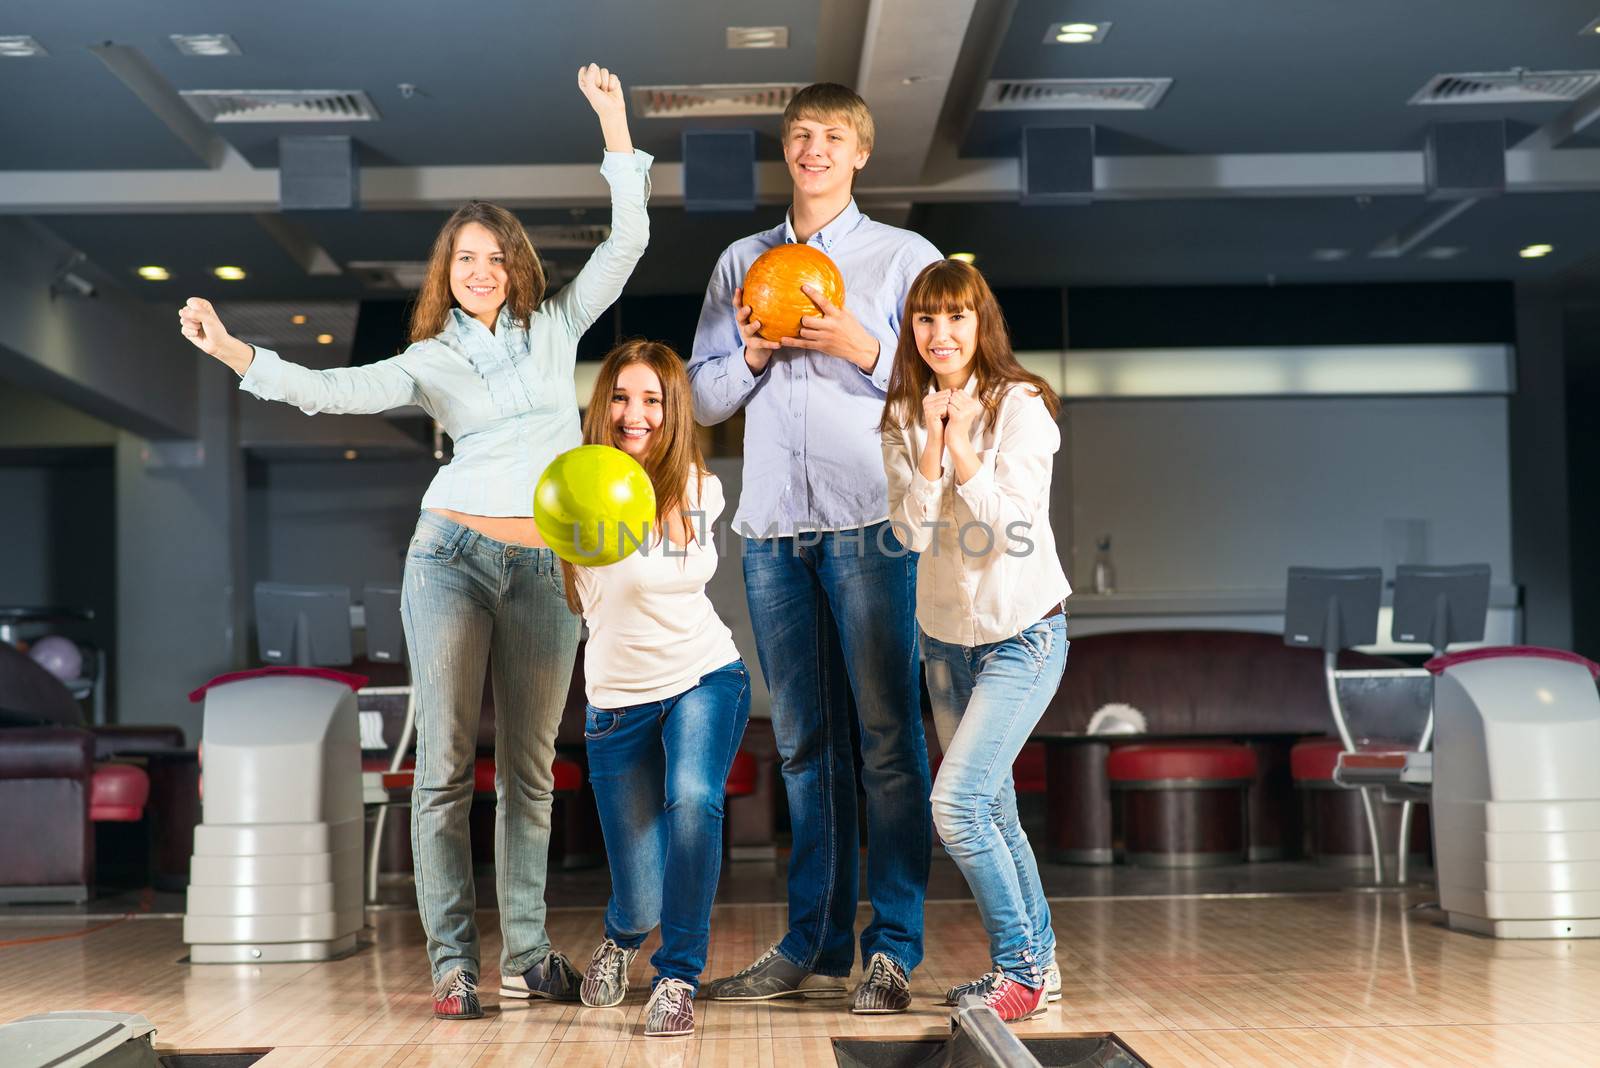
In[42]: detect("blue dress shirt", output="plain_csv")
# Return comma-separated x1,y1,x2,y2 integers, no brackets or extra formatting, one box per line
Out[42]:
688,200,941,537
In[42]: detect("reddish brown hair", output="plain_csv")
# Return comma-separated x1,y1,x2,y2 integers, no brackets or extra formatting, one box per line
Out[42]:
408,201,545,342
562,339,707,613
879,259,1059,435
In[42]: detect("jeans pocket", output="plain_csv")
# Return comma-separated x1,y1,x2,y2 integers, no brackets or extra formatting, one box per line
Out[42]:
547,558,569,598
585,707,622,740
1016,623,1052,669
407,529,460,564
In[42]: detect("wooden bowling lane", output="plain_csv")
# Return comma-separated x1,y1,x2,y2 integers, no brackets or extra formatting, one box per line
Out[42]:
5,892,1600,1066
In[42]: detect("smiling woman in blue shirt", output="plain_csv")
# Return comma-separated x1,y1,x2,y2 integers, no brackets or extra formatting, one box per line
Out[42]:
176,63,651,1023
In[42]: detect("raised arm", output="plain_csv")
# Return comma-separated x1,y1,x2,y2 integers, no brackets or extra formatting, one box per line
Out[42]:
178,297,421,416
542,64,652,345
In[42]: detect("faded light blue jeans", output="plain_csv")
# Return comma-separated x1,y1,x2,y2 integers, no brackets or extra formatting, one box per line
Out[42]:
922,613,1068,988
585,660,751,991
401,510,581,982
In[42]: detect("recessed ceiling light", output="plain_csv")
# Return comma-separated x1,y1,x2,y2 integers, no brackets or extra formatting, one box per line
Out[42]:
343,449,359,461
170,34,241,57
317,333,334,344
1422,246,1464,260
726,26,789,49
1584,17,1600,35
1519,243,1554,258
136,265,171,281
291,313,307,325
1310,248,1349,262
1045,21,1110,45
0,36,47,58
949,252,977,264
213,265,246,280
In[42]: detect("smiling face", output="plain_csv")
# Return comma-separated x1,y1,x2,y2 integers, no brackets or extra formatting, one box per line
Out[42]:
783,116,869,201
914,306,979,389
608,361,665,458
449,222,509,327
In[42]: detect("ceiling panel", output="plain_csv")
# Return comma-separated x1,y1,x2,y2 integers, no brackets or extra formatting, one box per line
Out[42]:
964,0,1600,157
2,0,819,169
913,192,1600,288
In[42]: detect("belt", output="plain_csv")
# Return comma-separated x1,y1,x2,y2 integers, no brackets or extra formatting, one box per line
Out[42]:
1033,601,1068,626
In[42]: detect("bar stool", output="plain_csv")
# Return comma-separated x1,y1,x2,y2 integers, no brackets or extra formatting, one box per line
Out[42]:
1291,737,1430,868
1108,744,1257,867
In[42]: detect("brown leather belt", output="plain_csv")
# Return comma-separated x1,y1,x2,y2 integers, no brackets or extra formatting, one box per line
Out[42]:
1034,601,1068,626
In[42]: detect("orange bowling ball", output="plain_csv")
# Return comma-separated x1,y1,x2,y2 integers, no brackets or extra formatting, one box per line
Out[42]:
742,244,846,342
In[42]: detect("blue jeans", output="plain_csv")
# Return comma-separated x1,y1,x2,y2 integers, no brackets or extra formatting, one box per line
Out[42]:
401,511,581,982
741,522,931,976
585,661,751,990
922,614,1068,987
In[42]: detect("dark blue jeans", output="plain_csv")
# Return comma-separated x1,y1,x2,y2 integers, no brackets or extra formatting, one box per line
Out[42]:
741,522,931,976
584,661,751,990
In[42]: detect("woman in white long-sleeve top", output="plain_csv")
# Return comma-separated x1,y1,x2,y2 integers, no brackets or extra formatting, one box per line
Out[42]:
176,64,651,1022
879,259,1070,1024
562,339,750,1039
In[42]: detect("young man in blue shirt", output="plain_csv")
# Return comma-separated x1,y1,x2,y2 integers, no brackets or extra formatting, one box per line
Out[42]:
689,82,942,1015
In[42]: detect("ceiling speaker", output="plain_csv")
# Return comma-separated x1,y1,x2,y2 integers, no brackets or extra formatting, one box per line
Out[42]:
279,136,358,211
1425,121,1506,200
1022,125,1095,206
683,130,757,212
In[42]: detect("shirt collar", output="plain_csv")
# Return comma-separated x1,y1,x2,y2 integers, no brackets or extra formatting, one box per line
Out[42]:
448,305,512,335
782,198,863,253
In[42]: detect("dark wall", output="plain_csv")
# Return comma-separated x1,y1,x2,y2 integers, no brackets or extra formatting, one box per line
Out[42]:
0,449,117,699
1063,282,1516,348
1568,306,1600,661
246,455,434,591
357,281,1515,364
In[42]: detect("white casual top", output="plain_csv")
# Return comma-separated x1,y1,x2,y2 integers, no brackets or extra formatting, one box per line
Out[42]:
573,469,742,708
882,379,1072,647
238,150,653,517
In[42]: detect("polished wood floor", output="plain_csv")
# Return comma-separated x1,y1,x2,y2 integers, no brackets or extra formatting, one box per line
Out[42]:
5,888,1600,1066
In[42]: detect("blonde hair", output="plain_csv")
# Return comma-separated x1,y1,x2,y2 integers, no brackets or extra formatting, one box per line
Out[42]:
782,83,875,153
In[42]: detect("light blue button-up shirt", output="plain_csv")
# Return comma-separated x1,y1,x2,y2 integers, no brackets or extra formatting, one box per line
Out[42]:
688,200,941,537
238,150,652,517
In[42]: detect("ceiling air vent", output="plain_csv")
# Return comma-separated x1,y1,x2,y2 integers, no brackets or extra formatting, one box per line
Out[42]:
347,261,427,290
980,78,1172,112
525,224,611,249
348,259,582,291
215,302,358,348
726,26,789,50
181,89,381,123
1409,70,1600,105
630,83,802,118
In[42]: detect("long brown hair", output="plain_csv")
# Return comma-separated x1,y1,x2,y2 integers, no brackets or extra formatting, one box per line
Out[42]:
562,339,707,613
408,201,545,343
879,259,1059,435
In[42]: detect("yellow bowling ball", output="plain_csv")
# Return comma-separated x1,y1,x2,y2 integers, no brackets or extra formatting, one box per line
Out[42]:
533,445,657,566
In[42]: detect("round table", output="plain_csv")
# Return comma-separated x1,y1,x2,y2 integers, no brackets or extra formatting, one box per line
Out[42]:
1033,730,1320,864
